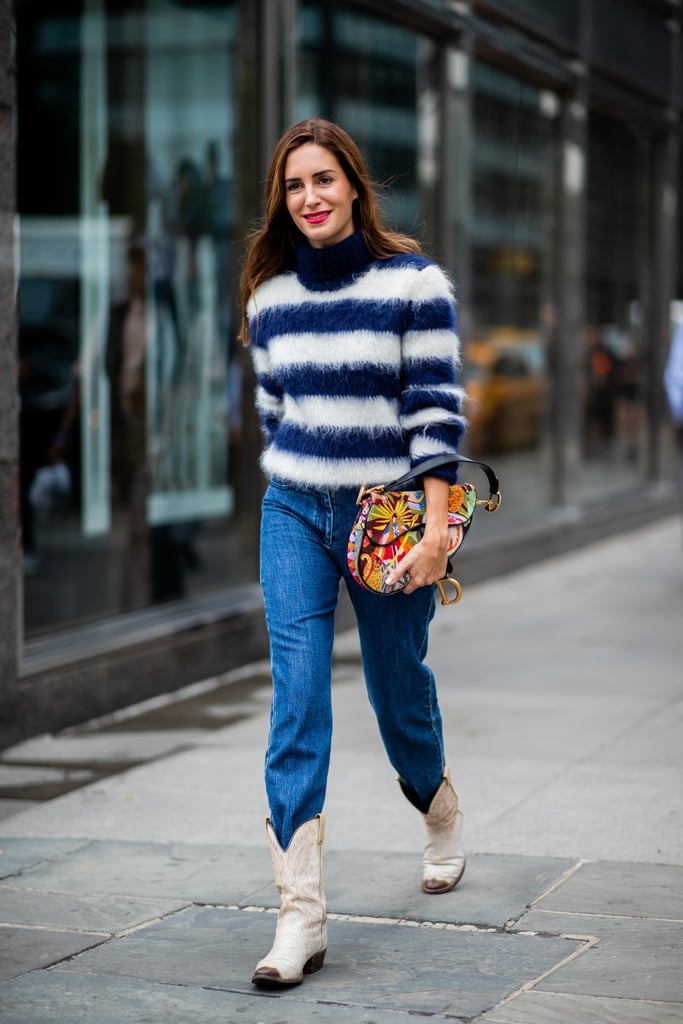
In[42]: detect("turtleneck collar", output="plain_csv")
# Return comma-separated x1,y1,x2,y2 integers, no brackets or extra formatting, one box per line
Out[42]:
296,230,374,291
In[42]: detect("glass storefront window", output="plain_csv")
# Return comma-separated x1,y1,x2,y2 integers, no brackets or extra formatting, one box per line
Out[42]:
591,0,671,104
480,0,579,47
583,111,651,499
18,0,245,636
299,4,441,249
468,62,559,524
15,1,671,650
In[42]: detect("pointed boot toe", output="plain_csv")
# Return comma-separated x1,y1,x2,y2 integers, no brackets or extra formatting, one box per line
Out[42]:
251,948,326,988
251,965,290,988
423,859,466,894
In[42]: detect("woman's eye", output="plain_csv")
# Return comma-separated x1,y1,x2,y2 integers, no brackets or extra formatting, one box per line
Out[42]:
317,176,332,185
287,182,303,192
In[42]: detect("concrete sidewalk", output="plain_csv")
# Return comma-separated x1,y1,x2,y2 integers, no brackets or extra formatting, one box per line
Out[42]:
0,516,682,1022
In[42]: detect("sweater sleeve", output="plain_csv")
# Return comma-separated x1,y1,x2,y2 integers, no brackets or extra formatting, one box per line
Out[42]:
399,262,467,482
249,303,284,446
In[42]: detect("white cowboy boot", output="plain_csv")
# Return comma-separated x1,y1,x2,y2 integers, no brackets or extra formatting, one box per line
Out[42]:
251,814,327,987
422,766,465,894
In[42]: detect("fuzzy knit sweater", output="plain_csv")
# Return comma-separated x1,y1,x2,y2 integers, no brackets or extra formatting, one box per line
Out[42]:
248,230,466,489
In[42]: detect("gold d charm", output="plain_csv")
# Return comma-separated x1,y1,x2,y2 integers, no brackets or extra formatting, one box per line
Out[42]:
436,577,463,606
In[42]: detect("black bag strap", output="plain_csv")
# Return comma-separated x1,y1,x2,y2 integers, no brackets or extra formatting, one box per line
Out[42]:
386,453,501,503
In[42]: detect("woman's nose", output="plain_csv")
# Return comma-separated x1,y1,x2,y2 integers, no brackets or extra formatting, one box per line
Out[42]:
304,184,320,206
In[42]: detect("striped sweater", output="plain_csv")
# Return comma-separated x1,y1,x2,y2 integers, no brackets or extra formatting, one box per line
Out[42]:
248,230,466,489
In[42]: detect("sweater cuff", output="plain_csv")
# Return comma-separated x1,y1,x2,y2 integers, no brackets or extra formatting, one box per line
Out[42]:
410,456,459,485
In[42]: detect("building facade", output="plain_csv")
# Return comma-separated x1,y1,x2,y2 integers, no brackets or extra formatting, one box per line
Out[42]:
1,0,681,745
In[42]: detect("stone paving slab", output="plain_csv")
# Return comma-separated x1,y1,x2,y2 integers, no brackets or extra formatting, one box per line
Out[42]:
0,520,679,1019
5,839,574,933
3,839,272,904
511,911,683,1003
56,905,581,1019
590,697,683,767
0,926,106,984
481,990,683,1024
0,748,268,847
0,971,417,1024
415,689,659,764
536,860,683,920
0,837,90,879
475,761,683,865
0,888,190,935
317,851,576,928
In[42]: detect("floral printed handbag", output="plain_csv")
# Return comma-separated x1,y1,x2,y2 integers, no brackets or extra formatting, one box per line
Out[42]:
347,454,501,605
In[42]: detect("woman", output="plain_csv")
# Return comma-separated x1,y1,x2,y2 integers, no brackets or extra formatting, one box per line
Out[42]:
240,118,466,988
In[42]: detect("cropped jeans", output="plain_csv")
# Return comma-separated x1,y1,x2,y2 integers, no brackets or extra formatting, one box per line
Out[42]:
260,478,446,849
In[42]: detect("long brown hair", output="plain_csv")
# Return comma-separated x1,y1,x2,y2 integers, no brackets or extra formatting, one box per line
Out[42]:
239,118,422,344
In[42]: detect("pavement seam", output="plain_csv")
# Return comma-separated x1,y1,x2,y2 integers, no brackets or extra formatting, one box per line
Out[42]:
528,907,683,924
327,912,498,931
0,843,95,883
0,920,110,937
106,903,194,939
0,883,191,904
230,903,590,939
0,901,194,940
236,901,491,929
528,858,585,908
495,859,585,933
483,932,600,1016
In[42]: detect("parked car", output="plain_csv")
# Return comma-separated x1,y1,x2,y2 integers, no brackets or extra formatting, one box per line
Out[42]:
465,333,545,455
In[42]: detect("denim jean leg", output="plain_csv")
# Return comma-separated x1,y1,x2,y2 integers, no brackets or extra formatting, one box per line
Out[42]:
329,489,445,808
260,482,341,849
349,582,444,808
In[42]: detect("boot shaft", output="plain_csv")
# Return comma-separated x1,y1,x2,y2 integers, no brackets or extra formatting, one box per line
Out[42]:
266,814,326,905
253,814,327,987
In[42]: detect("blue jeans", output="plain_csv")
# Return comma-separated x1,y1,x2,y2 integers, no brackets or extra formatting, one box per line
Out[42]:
260,479,446,849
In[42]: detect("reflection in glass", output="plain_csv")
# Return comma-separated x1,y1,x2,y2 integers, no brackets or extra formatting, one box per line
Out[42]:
467,63,558,521
299,3,439,246
583,112,650,499
17,1,241,635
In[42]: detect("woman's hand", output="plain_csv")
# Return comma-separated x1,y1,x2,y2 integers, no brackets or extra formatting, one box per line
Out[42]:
385,476,450,594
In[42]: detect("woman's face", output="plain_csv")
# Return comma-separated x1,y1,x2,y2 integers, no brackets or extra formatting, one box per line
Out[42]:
284,143,358,249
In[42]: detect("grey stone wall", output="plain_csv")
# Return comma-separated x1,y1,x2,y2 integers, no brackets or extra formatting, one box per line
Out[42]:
0,2,19,700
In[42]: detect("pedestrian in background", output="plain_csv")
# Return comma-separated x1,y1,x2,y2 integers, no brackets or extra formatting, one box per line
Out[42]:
239,118,466,988
665,318,683,505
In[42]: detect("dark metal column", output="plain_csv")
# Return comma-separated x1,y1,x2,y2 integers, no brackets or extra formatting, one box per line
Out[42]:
648,127,679,482
0,1,19,702
258,0,298,178
233,0,299,539
548,89,587,510
546,0,591,509
646,12,681,481
442,31,473,346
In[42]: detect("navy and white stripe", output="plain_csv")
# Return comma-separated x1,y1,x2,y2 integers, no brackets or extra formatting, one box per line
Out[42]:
249,231,466,489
